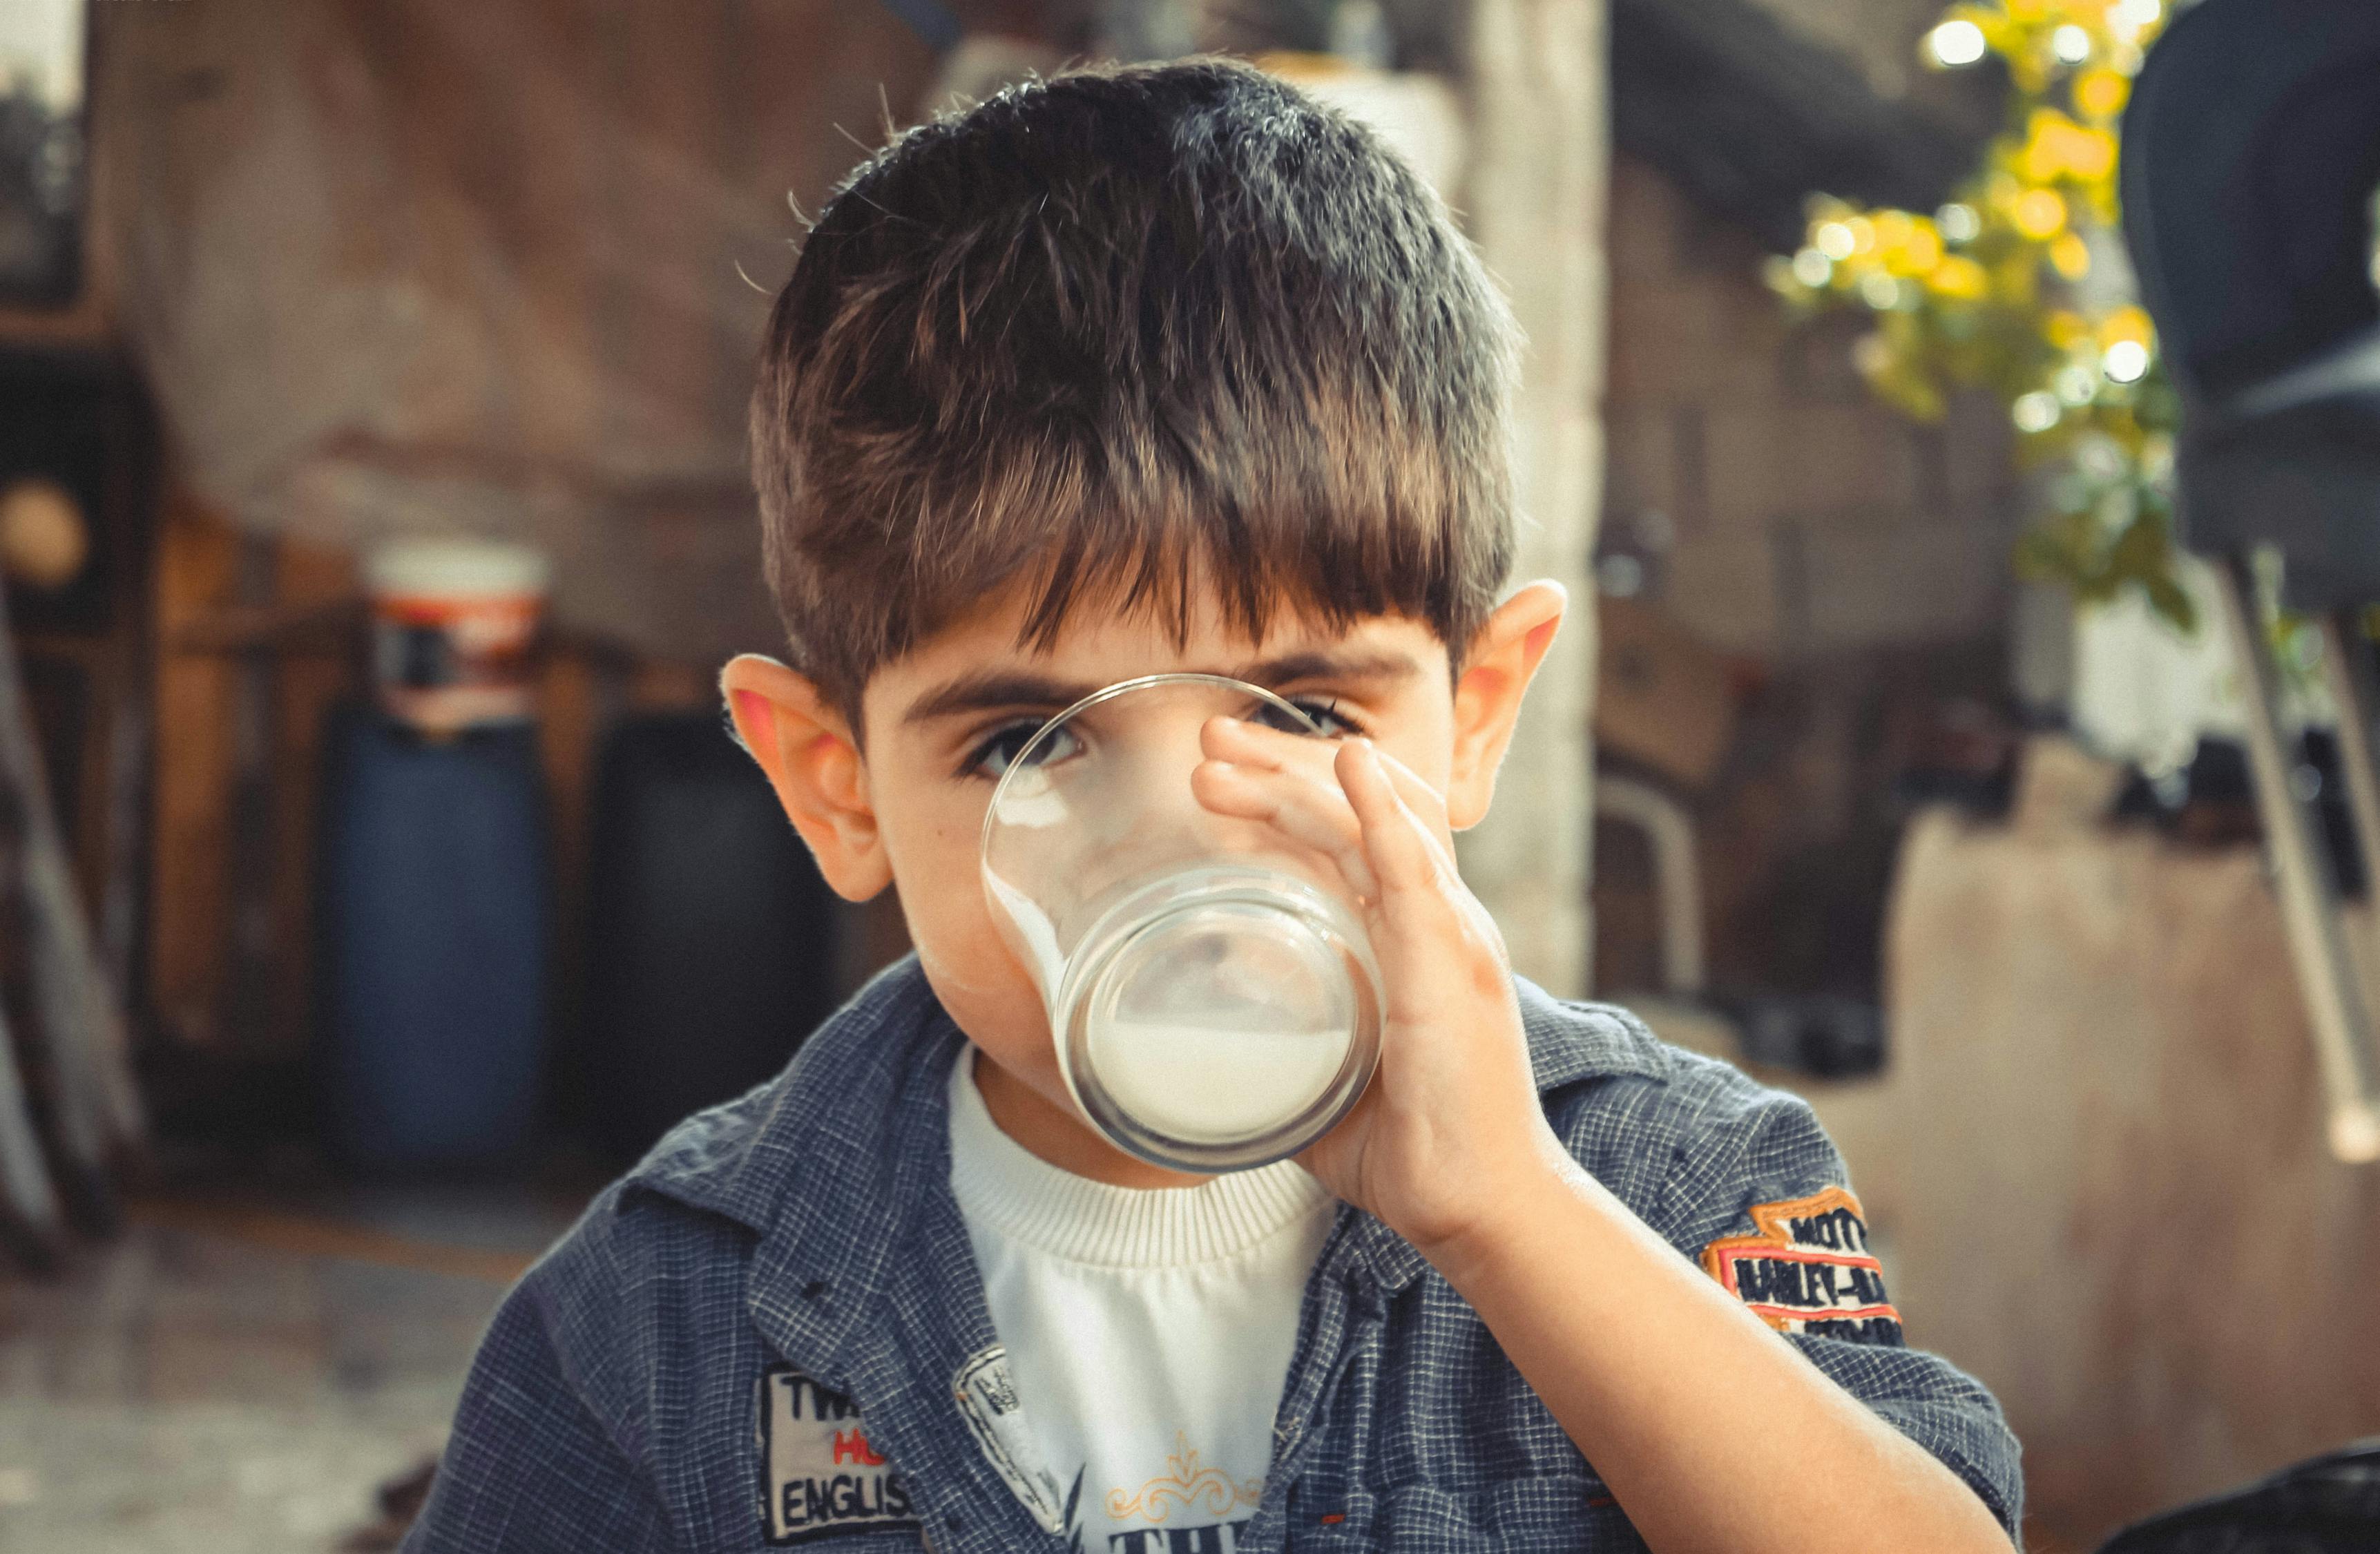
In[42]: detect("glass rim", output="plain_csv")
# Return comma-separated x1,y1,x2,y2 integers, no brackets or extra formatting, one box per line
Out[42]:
976,671,1327,867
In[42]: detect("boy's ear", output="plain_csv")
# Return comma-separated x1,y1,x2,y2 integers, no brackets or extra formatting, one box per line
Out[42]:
719,654,893,902
1444,581,1568,831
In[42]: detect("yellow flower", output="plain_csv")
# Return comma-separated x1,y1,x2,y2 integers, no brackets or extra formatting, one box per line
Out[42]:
2066,125,2117,181
2012,187,2069,238
2049,231,2092,278
2044,309,2090,348
1926,254,1990,299
2073,67,2129,121
2099,304,2154,348
1892,225,1946,275
2021,111,2117,183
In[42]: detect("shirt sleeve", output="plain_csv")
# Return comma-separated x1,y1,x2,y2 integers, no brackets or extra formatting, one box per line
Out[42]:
401,1273,677,1554
1652,1070,2026,1539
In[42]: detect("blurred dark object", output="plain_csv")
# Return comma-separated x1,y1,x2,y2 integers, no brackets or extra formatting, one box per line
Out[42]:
340,1455,439,1553
1595,595,1737,790
1888,694,2018,818
577,711,841,1162
1595,636,2016,1082
2109,738,2262,850
2098,1440,2380,1553
1609,0,1988,251
2127,0,2380,609
0,0,85,310
317,707,548,1173
0,352,119,635
1593,506,1675,606
1725,992,1883,1080
2122,0,2380,1161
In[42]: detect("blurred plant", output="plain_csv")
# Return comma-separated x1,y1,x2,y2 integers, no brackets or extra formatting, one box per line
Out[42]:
1763,0,2194,630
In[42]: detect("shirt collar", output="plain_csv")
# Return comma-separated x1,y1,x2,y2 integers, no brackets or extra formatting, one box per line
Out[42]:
624,956,1672,1341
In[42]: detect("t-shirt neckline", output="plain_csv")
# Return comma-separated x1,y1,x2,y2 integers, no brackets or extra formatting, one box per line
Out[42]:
945,1048,1334,1270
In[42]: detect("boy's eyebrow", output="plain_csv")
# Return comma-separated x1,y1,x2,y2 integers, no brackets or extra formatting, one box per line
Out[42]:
902,671,1106,726
902,648,1423,728
1233,647,1424,689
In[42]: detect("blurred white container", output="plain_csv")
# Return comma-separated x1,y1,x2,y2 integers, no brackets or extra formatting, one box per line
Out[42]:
365,538,550,733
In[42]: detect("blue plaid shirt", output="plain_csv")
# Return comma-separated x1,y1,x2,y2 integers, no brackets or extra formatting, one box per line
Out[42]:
403,958,2020,1552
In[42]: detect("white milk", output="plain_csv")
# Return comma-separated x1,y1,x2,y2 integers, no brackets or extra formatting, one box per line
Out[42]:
1088,1018,1352,1144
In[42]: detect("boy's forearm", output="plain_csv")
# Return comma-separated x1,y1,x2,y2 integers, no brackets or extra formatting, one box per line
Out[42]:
1414,1157,2013,1554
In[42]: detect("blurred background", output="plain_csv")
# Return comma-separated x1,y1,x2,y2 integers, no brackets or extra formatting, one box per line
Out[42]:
1,0,2377,1548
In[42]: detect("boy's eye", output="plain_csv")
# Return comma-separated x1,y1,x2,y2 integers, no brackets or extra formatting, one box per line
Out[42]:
963,720,1083,780
1249,697,1366,739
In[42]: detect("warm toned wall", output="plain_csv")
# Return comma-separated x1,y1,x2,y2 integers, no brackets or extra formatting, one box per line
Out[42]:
1815,745,2380,1551
92,0,937,666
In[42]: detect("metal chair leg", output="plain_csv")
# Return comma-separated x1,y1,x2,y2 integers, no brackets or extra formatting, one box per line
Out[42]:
2215,555,2380,1162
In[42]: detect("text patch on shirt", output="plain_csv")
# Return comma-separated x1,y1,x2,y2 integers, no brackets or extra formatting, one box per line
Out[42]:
758,1366,920,1544
1698,1186,1903,1343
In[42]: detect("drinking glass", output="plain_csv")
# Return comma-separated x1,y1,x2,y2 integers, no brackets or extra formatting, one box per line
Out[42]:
979,673,1383,1172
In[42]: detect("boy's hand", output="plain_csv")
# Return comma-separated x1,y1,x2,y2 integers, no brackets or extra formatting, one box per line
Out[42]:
1192,716,1574,1262
1198,713,2015,1554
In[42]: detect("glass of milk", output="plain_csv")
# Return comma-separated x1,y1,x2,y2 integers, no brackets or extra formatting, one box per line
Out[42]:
980,674,1385,1172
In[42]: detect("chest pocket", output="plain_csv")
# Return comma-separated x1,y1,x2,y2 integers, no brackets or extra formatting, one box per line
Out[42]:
1287,1478,1646,1553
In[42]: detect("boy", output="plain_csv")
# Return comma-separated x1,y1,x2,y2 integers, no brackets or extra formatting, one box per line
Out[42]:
403,59,2019,1553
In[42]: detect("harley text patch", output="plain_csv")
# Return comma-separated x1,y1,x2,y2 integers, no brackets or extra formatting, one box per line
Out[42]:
757,1367,920,1544
1698,1186,1903,1343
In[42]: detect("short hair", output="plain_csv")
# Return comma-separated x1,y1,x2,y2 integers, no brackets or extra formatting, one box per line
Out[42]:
748,57,1519,728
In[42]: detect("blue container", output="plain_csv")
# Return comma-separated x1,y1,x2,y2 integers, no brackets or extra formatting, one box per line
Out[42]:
318,707,550,1171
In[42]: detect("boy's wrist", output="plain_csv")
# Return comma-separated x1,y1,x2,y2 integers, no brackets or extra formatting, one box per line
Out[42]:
1399,1136,1610,1289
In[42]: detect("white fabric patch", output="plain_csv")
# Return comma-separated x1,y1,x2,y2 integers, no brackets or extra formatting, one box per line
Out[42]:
757,1368,920,1544
952,1345,1071,1533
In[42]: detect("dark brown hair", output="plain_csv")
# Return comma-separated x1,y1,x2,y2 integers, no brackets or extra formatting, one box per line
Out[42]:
748,57,1519,727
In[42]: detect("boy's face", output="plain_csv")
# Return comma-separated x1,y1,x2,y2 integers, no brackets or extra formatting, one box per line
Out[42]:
724,579,1562,1180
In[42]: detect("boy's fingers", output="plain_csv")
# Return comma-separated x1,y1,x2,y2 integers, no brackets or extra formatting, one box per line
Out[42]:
1202,714,1340,778
1336,740,1461,940
1189,758,1381,903
1208,716,1456,854
1203,722,1480,957
1365,744,1454,835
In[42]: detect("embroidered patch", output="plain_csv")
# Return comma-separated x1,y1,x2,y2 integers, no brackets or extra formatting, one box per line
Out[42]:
1698,1186,1903,1343
952,1345,1070,1533
756,1366,920,1544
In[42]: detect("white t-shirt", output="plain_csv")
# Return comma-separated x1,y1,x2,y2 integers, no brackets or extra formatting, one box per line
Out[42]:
946,1048,1336,1553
